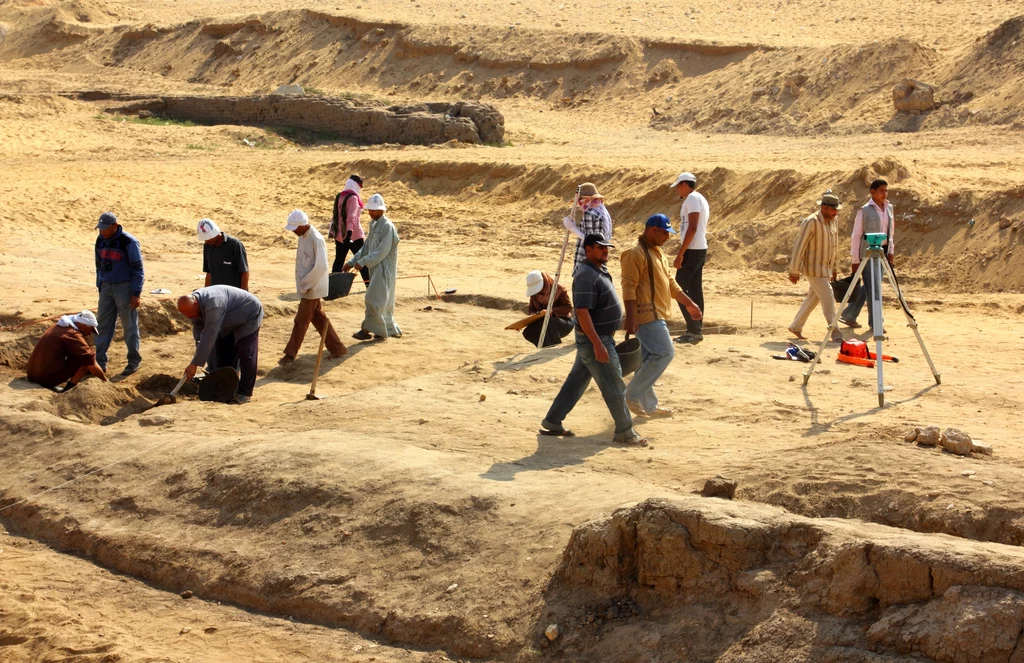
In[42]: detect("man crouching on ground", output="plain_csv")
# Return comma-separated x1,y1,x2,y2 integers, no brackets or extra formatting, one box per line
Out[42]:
177,286,264,404
26,310,107,392
539,233,648,447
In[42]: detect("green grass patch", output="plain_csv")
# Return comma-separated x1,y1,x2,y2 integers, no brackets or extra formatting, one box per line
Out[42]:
186,143,215,151
131,116,199,127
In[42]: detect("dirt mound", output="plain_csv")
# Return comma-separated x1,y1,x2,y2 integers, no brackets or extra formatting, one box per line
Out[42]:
137,298,191,336
0,332,36,370
52,379,151,424
653,38,940,136
312,155,1024,290
545,497,1024,662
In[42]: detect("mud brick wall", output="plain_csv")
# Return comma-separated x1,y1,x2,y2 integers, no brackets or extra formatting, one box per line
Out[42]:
126,95,504,145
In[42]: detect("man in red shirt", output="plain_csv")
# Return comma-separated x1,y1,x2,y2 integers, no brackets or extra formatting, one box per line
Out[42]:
26,311,108,391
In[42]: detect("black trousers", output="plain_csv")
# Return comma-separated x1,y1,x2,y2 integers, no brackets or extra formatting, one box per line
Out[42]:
522,316,574,348
332,235,370,287
213,329,260,397
675,249,707,334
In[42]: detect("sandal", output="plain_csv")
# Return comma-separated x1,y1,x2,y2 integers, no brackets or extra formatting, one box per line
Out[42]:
352,329,372,341
539,427,575,437
613,432,649,447
788,327,807,340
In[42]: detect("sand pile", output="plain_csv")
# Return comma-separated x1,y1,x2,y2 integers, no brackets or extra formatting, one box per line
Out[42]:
52,379,152,424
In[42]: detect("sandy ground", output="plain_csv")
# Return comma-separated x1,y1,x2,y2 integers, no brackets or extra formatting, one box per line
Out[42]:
2,0,1024,661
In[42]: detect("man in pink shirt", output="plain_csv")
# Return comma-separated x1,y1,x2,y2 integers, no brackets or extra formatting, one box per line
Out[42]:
329,174,370,287
840,179,895,329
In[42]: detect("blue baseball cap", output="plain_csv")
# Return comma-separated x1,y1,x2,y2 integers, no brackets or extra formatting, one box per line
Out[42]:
645,213,675,233
96,212,118,229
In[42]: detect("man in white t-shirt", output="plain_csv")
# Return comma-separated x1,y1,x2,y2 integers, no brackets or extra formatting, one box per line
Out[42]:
670,172,710,343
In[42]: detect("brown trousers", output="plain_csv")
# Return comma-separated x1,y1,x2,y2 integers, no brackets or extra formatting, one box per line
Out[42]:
284,298,346,358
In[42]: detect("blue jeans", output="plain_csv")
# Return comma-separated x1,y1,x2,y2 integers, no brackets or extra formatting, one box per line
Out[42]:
842,262,878,328
625,320,674,413
95,280,141,370
544,333,635,437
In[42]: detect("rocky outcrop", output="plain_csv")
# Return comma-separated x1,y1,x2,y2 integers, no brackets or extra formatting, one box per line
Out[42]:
892,79,936,113
107,94,504,145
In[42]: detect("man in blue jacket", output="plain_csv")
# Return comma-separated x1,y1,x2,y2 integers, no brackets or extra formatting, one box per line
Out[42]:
94,212,145,376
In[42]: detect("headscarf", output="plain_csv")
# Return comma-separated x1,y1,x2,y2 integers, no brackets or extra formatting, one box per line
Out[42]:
58,310,98,331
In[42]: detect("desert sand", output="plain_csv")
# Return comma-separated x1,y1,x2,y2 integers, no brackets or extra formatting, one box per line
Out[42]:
2,0,1024,661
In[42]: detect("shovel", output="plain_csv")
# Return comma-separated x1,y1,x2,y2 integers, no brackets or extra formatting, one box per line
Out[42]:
306,325,328,401
155,373,188,407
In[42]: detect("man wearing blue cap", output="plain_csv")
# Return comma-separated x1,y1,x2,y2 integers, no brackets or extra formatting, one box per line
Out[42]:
620,214,703,417
94,212,145,376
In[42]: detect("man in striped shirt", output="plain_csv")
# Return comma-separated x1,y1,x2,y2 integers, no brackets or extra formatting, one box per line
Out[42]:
563,182,613,275
787,191,844,343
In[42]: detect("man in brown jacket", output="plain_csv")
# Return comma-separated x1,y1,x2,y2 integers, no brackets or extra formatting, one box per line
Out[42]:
787,191,843,343
523,270,573,347
621,214,702,417
26,310,108,391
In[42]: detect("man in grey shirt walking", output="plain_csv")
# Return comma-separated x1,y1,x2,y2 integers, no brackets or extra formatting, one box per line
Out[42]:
177,285,264,403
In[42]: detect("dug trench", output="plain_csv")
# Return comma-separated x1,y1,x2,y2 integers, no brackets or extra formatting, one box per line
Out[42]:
5,410,1024,662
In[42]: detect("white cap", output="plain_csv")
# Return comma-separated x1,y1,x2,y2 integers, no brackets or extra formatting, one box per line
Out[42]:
669,172,697,188
526,270,544,297
284,209,309,231
365,193,387,211
197,218,221,241
72,310,99,331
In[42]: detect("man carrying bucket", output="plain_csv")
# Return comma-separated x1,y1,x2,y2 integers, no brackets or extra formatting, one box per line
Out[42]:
621,214,702,418
539,233,647,447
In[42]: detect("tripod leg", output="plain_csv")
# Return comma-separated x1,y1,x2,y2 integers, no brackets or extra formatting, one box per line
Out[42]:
881,257,941,385
868,255,886,406
803,259,870,385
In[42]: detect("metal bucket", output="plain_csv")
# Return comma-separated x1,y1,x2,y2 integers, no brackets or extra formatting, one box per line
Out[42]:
615,333,642,376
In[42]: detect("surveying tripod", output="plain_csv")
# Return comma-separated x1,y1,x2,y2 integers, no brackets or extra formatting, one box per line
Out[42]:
802,232,941,406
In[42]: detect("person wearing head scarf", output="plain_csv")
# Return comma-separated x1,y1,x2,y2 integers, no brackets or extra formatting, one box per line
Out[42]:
329,174,370,288
26,311,108,391
343,194,402,340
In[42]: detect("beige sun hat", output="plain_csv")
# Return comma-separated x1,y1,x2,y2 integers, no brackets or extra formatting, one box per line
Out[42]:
577,182,603,199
